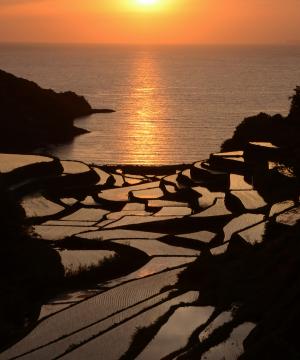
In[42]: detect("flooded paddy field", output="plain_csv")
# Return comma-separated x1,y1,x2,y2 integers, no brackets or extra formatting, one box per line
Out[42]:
0,146,299,359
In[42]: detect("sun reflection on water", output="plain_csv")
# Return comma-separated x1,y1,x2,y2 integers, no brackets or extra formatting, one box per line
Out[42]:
122,51,170,164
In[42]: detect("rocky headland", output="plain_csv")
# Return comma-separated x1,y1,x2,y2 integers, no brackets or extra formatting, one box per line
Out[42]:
0,69,114,152
0,86,299,359
222,86,300,176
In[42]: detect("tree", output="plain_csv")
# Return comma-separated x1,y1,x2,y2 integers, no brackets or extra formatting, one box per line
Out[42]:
288,86,300,121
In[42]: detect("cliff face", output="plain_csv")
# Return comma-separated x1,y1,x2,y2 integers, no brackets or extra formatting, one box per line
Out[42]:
0,69,96,151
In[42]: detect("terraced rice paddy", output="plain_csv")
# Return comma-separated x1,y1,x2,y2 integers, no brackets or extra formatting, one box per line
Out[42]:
1,146,298,359
201,323,256,360
137,306,215,360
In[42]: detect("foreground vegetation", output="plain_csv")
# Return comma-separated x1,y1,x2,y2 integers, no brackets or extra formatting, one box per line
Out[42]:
0,186,64,348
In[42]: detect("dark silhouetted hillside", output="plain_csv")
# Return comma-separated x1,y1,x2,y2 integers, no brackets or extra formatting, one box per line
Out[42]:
221,86,300,176
0,69,113,151
222,86,300,151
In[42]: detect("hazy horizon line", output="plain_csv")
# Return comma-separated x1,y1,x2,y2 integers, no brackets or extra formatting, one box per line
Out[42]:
1,41,300,47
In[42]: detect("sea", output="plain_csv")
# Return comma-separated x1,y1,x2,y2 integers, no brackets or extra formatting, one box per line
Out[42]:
0,44,300,165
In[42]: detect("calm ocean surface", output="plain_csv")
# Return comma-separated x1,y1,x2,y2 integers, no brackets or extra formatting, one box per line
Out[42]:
1,44,300,165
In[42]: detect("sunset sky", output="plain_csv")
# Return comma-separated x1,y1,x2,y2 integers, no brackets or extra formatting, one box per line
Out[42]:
0,0,300,44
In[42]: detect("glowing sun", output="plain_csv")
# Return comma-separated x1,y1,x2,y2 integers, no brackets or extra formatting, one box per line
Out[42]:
128,0,167,13
136,0,159,5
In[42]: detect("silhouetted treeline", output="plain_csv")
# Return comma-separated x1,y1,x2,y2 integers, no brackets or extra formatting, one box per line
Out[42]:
222,87,300,150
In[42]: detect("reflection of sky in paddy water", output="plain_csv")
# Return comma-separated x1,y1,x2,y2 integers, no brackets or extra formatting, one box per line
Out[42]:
106,257,196,288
